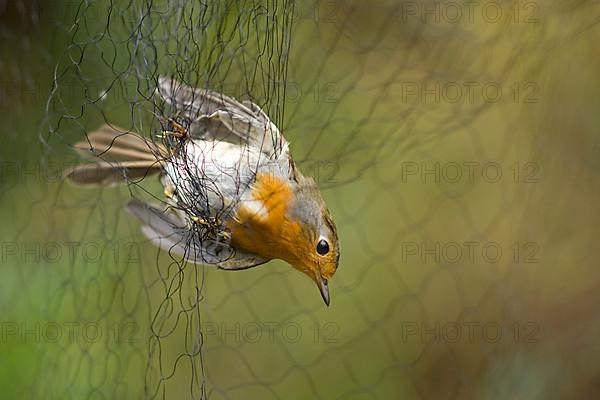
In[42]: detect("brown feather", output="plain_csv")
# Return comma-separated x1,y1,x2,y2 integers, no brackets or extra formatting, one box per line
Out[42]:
73,124,163,162
65,161,162,186
66,124,166,186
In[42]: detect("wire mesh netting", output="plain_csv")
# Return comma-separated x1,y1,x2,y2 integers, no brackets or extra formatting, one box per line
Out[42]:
1,0,600,399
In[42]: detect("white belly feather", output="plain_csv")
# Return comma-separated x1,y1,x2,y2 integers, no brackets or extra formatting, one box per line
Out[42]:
162,139,285,222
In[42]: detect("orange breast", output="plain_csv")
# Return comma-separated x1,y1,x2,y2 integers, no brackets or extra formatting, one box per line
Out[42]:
226,173,301,262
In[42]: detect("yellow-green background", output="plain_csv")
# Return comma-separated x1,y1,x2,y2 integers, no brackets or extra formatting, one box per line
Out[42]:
1,0,599,398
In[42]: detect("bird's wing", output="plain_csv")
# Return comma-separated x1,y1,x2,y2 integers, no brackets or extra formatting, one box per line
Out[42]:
126,199,269,269
156,76,290,164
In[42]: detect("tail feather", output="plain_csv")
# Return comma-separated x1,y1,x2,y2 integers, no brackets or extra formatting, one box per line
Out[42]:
65,161,163,186
66,124,165,185
74,124,162,162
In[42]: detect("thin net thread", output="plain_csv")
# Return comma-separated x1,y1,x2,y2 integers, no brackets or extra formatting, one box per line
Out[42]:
1,0,598,399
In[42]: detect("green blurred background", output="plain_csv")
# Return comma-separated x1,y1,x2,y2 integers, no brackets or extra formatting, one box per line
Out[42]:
1,0,599,398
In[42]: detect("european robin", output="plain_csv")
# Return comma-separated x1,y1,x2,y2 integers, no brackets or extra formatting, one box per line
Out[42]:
66,76,340,306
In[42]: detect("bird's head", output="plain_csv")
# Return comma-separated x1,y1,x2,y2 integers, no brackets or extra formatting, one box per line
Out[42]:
228,172,340,306
283,177,340,306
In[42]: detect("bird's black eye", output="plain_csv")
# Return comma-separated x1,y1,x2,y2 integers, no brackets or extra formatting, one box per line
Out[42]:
316,239,329,255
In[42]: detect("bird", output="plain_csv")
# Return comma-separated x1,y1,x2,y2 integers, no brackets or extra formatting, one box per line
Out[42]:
65,76,339,306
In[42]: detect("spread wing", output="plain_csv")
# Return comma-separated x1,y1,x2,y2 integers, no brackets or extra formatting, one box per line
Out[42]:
156,76,291,168
126,199,269,269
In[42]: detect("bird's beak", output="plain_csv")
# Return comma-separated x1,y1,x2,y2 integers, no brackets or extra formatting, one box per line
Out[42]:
317,275,330,306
